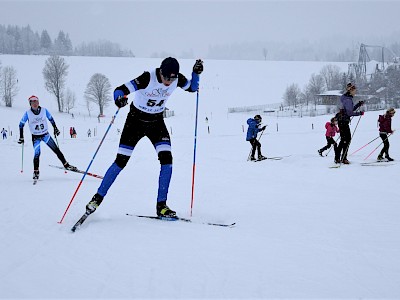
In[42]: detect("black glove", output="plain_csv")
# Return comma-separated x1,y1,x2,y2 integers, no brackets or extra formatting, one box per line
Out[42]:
115,95,128,108
54,127,60,136
193,59,203,74
261,126,266,131
358,100,365,106
18,137,24,144
360,111,364,116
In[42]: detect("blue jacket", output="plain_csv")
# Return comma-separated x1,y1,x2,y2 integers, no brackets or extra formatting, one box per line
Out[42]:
246,118,261,141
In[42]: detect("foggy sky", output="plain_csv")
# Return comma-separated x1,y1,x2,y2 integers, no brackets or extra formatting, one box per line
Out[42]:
1,0,400,58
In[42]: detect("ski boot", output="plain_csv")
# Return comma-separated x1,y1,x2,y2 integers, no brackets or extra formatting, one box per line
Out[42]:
86,193,104,214
156,201,176,218
64,162,78,172
258,155,267,161
33,170,39,180
341,159,350,164
377,155,384,161
318,149,323,157
386,156,394,161
250,156,257,161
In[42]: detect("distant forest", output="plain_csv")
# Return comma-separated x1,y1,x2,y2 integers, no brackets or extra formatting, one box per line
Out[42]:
0,24,134,57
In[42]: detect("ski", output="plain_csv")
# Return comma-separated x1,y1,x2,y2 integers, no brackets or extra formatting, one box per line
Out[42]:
49,164,103,179
252,155,291,162
126,213,236,228
361,160,395,166
71,212,91,232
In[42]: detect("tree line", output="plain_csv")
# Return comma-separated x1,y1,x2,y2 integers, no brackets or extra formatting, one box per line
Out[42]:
0,24,134,57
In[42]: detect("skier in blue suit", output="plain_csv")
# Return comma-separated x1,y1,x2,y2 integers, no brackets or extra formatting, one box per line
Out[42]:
18,95,77,180
246,115,266,161
84,57,204,218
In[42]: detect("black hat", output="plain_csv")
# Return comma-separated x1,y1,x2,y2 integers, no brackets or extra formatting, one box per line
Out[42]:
254,115,262,121
160,57,179,79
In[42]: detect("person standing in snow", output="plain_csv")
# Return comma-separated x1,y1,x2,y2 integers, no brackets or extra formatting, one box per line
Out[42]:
334,83,364,164
318,117,339,156
84,57,203,218
18,95,77,180
1,128,7,139
377,108,395,161
246,114,266,161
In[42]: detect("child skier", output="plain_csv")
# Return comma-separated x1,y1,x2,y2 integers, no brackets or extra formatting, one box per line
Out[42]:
377,108,396,161
318,117,339,156
246,114,266,161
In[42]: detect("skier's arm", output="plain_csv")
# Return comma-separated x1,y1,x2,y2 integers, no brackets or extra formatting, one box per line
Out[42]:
179,59,203,93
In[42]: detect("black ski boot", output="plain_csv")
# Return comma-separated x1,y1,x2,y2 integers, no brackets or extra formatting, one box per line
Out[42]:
86,193,104,214
33,170,39,180
64,162,78,172
156,201,176,218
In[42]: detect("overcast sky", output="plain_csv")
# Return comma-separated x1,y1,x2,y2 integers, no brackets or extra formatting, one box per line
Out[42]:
1,0,400,58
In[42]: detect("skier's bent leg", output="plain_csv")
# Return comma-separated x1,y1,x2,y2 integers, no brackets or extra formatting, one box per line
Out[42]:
97,154,129,197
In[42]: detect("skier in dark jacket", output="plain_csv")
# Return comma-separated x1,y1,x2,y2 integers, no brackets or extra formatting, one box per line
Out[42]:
246,115,266,161
377,108,395,161
84,57,203,219
334,83,364,164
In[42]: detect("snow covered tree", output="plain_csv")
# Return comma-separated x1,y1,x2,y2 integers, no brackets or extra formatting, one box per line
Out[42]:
43,55,69,112
283,83,301,108
84,73,112,115
0,65,19,107
40,30,52,52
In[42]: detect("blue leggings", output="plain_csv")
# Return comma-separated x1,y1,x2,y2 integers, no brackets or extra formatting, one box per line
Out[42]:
32,134,66,170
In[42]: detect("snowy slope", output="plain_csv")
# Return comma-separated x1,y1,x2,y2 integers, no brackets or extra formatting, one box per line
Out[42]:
0,55,400,299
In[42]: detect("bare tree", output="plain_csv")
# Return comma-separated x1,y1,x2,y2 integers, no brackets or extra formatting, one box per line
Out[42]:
306,73,325,109
0,65,19,107
320,64,342,90
283,83,301,108
84,73,112,115
64,88,76,113
43,55,69,112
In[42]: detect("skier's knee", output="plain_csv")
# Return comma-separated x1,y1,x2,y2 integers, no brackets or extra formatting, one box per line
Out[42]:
158,151,172,165
115,154,129,168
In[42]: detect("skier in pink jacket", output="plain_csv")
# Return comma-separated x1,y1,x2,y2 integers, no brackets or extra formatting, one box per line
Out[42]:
318,117,340,156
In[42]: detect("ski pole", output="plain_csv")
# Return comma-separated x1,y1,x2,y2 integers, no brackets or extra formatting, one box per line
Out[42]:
20,142,24,173
350,136,380,156
190,90,200,217
58,108,120,224
247,128,265,161
364,133,392,161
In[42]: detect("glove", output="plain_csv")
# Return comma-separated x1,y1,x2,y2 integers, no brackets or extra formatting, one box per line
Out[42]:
358,100,365,106
54,127,60,136
261,126,266,131
115,95,128,108
18,137,24,144
360,111,364,116
193,59,203,74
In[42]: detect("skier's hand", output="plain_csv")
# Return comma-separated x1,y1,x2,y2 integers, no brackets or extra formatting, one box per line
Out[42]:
193,59,204,74
18,137,24,144
360,111,364,116
54,127,60,136
261,126,266,131
115,95,128,108
358,100,365,106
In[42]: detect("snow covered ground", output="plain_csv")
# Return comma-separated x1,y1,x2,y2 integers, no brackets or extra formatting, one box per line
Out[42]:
0,55,400,299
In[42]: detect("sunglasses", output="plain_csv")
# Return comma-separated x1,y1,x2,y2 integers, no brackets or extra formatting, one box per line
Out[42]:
162,73,178,82
30,100,39,103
